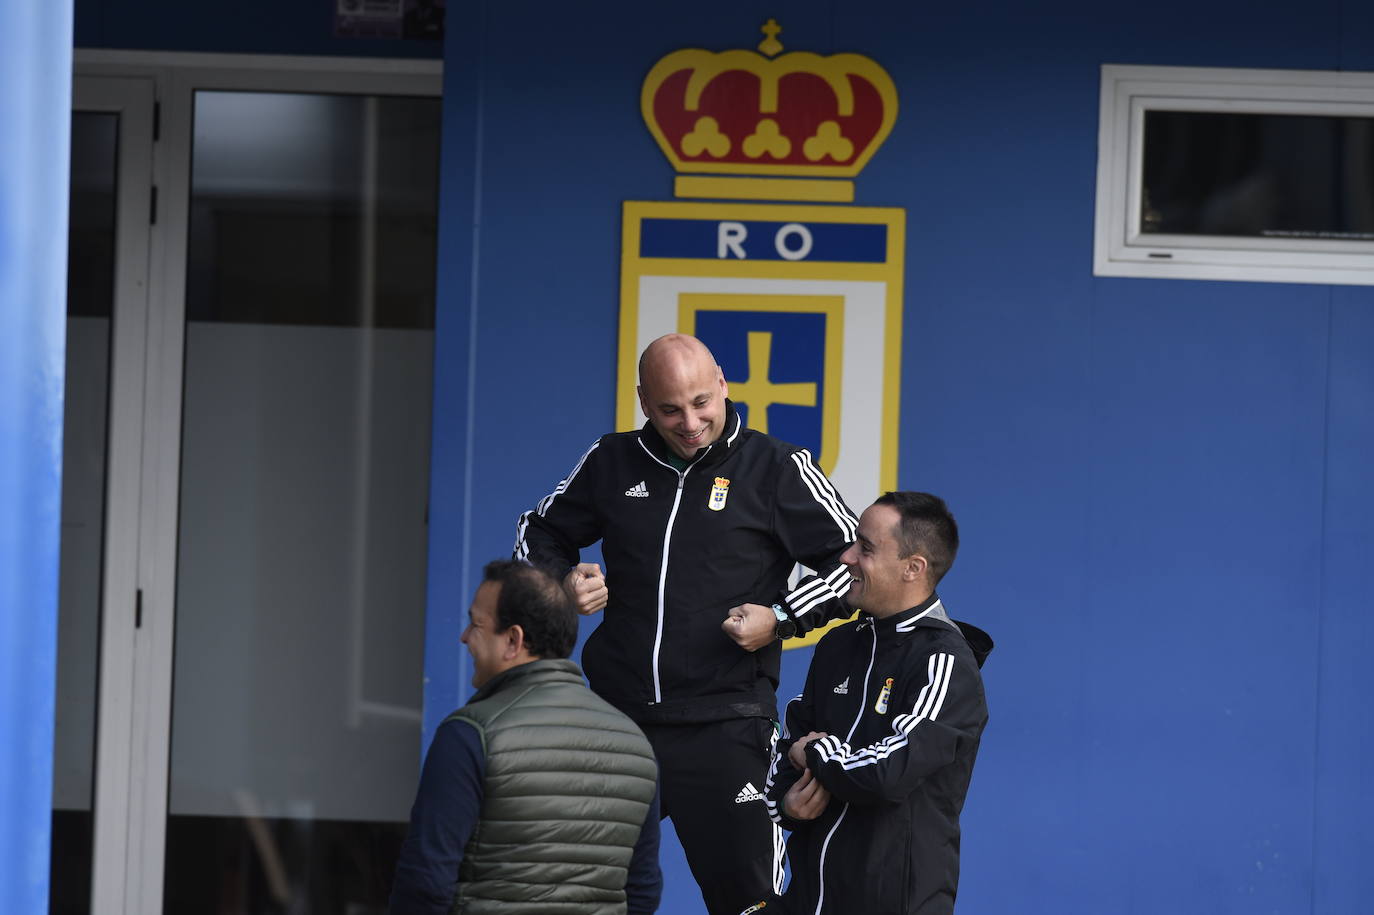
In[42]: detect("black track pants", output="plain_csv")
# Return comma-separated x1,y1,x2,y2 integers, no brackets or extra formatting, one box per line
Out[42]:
642,718,784,915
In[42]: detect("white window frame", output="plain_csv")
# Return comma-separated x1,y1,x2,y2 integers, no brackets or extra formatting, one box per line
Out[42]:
1094,63,1374,285
72,49,442,915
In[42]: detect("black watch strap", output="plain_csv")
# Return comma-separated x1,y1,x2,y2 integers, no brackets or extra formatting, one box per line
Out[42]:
772,603,798,640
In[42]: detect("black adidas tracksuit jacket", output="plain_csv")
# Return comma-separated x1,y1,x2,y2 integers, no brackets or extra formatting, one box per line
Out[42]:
764,595,992,915
514,401,857,725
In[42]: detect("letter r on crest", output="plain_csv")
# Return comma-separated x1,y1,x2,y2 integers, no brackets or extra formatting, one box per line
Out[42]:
718,221,748,259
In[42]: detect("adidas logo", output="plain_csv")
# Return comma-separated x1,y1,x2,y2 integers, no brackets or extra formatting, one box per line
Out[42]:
833,677,849,695
624,481,650,498
735,782,764,803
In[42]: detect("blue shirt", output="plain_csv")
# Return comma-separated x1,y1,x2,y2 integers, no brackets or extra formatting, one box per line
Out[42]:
389,718,663,914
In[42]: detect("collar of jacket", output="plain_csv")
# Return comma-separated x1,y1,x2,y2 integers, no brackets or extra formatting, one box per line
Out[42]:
863,591,943,634
468,657,584,703
861,595,996,669
637,398,744,471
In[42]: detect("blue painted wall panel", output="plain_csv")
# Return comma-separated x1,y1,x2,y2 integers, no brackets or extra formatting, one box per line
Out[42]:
1313,287,1374,909
0,0,72,910
1070,279,1328,913
426,2,1373,912
420,0,485,747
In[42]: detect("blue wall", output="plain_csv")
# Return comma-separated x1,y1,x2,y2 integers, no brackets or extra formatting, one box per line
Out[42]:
0,0,72,910
426,1,1374,912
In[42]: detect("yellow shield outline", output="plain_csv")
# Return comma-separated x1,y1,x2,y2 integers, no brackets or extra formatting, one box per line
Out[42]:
617,199,904,648
679,292,843,477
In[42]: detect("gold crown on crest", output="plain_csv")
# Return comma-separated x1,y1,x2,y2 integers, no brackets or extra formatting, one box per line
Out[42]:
641,19,898,201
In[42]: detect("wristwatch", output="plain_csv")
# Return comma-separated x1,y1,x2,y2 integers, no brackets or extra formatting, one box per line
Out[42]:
772,603,798,640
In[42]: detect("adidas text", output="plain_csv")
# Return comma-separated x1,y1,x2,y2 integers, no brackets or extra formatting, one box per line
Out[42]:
833,677,849,695
625,481,650,498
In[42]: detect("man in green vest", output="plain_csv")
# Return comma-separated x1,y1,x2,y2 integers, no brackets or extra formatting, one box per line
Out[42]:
390,560,662,914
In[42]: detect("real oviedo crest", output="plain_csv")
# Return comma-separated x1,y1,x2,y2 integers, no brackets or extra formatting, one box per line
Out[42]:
708,476,731,511
617,20,906,649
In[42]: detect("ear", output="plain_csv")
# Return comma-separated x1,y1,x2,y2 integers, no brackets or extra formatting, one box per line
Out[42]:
501,624,527,660
903,555,927,582
637,384,649,419
717,366,729,399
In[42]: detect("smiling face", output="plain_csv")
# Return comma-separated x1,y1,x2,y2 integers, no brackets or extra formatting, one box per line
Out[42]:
637,335,730,461
460,581,508,688
840,503,924,618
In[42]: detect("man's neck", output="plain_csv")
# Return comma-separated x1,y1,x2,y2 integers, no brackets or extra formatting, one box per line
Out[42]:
475,654,541,691
869,588,936,620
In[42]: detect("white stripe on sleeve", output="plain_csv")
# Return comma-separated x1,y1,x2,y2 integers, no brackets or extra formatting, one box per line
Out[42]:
789,450,857,541
512,439,600,558
787,565,854,617
812,653,956,773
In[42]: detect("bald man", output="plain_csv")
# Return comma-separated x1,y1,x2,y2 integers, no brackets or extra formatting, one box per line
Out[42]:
515,334,858,915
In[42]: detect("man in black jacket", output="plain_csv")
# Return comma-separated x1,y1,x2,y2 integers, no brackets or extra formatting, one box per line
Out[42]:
760,492,992,915
515,334,858,915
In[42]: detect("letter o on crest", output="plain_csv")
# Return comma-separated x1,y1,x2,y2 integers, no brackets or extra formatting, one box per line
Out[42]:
774,223,813,261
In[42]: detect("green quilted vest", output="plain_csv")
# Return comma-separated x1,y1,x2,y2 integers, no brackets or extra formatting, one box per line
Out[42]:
448,659,658,915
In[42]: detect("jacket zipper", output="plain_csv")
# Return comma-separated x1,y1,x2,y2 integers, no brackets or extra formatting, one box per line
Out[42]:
636,435,697,706
813,623,878,914
638,415,741,706
650,468,688,703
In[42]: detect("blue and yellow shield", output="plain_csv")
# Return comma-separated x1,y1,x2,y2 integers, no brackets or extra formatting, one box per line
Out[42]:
617,199,903,510
683,294,842,474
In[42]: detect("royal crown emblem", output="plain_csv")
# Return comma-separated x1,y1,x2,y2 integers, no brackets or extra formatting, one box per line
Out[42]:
641,19,898,201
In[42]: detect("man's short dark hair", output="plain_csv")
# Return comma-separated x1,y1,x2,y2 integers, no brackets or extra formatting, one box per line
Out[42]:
874,491,959,584
482,560,578,659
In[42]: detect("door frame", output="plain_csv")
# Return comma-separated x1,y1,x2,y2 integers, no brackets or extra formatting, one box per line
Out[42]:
71,71,155,915
72,49,442,915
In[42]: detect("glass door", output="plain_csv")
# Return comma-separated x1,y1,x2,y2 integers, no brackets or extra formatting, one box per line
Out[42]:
62,55,441,915
53,76,155,915
65,55,439,912
162,87,440,914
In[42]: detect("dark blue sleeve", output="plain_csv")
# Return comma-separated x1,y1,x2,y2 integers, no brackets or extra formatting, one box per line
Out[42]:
624,777,663,915
389,719,485,915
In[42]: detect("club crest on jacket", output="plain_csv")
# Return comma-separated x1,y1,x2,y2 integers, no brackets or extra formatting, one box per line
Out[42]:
709,476,730,511
874,676,894,714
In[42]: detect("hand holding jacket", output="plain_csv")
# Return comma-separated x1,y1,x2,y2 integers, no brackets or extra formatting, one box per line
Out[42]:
762,601,993,914
781,767,831,821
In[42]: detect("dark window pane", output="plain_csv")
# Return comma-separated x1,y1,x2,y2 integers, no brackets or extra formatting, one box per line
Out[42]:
1141,110,1374,240
52,109,120,915
67,112,118,317
162,815,406,915
50,810,94,915
185,92,441,328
